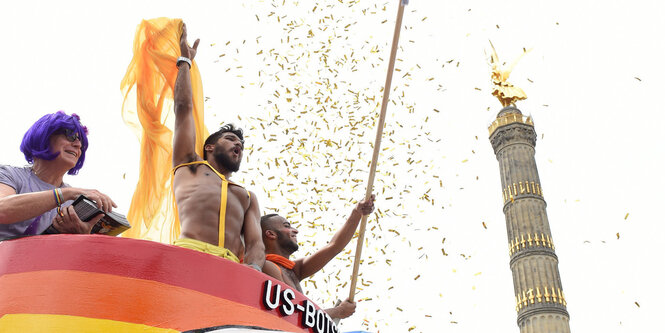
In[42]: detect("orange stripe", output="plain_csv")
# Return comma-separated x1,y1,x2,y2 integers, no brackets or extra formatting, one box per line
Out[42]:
0,270,304,332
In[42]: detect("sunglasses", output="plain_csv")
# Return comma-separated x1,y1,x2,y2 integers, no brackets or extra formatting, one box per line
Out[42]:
54,128,81,143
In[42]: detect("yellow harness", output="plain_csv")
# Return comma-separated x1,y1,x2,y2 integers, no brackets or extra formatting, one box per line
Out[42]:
172,160,249,248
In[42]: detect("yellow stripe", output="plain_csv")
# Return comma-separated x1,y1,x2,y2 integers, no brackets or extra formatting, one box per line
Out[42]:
0,314,179,333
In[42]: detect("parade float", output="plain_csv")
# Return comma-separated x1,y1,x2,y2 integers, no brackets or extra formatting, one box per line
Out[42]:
0,235,337,333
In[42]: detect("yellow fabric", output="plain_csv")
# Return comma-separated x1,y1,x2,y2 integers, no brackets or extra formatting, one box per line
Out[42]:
219,180,228,247
0,314,178,333
120,18,209,242
172,160,250,248
174,238,240,263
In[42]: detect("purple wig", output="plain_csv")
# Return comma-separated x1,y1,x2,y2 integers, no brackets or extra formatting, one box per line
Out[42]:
20,111,89,175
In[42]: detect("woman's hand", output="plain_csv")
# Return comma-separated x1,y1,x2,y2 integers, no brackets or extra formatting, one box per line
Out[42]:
64,188,117,213
52,205,104,234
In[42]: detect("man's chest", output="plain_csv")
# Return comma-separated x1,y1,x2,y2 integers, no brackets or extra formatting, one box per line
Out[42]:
283,269,303,293
175,171,249,208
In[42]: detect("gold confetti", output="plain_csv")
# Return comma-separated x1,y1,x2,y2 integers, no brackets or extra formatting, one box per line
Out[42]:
624,213,629,220
207,5,453,328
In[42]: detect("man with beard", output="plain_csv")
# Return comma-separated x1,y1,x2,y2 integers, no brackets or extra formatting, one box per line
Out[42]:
172,23,264,271
260,195,375,319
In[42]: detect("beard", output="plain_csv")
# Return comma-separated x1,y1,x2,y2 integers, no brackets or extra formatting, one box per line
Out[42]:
213,148,241,172
277,230,299,254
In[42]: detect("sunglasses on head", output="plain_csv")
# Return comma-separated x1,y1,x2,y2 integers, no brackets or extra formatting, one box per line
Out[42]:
54,128,81,142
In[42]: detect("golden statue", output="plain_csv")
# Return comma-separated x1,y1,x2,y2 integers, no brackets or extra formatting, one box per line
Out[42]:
489,41,530,107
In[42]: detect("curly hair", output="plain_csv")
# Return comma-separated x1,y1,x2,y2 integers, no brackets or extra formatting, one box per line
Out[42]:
20,111,89,175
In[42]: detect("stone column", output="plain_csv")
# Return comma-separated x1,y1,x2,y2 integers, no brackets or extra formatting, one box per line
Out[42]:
489,106,571,333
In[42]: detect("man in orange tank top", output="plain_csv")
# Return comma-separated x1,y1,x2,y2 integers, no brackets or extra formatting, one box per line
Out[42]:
260,195,375,319
172,23,264,270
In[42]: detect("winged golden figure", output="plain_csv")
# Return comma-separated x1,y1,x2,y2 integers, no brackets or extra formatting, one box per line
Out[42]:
489,41,531,107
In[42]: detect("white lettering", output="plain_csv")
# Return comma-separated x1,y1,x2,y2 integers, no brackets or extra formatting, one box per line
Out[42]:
302,300,316,328
280,288,296,316
262,280,281,310
315,309,326,333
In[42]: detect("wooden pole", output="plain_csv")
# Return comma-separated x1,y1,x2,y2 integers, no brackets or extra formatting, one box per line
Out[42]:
348,0,407,302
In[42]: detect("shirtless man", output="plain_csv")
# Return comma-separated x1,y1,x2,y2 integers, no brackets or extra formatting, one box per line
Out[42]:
172,23,264,270
260,195,375,319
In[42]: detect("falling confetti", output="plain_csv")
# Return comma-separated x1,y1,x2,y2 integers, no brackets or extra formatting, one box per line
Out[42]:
203,1,461,331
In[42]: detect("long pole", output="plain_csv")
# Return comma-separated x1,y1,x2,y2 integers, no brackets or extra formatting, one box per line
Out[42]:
348,0,407,302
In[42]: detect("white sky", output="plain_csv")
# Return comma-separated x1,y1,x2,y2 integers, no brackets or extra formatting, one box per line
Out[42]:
2,1,664,332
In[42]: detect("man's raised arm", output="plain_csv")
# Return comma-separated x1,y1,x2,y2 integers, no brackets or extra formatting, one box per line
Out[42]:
297,194,375,280
173,23,201,167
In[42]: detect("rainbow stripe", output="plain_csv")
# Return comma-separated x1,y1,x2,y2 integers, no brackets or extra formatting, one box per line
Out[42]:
0,235,319,332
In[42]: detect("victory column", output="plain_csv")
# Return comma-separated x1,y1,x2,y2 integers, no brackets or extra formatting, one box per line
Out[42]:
488,43,571,332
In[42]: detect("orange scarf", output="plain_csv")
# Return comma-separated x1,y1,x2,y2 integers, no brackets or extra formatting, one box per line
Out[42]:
266,254,295,269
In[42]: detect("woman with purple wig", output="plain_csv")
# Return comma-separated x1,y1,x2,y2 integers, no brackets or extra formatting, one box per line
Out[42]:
0,111,116,239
